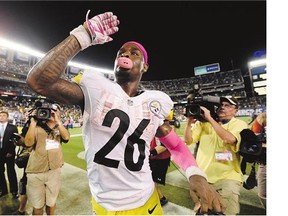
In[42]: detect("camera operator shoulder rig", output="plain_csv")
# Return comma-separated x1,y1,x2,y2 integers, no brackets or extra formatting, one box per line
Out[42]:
28,100,59,122
185,87,220,122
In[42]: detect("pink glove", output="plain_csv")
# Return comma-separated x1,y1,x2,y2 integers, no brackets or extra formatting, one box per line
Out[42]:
86,10,119,45
70,10,120,50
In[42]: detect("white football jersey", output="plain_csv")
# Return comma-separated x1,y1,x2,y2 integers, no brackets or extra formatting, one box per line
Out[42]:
77,71,173,211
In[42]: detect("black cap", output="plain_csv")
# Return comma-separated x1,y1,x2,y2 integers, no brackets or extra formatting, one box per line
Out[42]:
220,96,238,108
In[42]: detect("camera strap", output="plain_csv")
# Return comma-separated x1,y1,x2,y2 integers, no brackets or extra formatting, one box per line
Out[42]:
38,122,53,136
16,145,30,157
16,145,23,156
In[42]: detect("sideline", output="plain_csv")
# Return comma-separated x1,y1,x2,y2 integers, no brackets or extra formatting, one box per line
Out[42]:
8,162,194,215
70,133,83,137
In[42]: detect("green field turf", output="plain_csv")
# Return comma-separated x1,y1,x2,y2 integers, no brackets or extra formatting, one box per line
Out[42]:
62,117,265,214
62,127,86,170
63,115,255,182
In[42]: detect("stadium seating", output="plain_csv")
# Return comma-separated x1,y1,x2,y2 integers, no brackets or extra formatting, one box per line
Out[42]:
0,45,266,124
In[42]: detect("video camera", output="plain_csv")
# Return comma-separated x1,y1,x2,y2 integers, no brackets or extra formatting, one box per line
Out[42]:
239,129,266,163
239,129,265,163
240,128,266,190
28,100,58,121
185,84,220,122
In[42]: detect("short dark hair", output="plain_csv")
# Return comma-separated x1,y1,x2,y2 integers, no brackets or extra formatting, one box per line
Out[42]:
0,111,9,116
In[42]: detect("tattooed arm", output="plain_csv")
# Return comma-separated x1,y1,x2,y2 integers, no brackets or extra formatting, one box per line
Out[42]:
26,36,83,107
26,11,119,107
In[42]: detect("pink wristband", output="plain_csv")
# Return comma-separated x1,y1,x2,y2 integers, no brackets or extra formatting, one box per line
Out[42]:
159,129,198,171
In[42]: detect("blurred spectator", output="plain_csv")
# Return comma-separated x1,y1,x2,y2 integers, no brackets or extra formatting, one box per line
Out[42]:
250,111,266,209
0,110,19,198
149,136,171,206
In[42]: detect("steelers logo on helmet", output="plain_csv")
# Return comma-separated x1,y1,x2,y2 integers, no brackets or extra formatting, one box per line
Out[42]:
149,101,162,116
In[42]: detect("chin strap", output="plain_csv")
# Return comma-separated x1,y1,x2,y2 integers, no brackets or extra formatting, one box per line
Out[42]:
159,129,207,181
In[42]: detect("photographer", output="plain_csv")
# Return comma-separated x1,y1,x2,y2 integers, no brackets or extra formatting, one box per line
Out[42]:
184,96,248,215
250,111,266,209
24,104,70,215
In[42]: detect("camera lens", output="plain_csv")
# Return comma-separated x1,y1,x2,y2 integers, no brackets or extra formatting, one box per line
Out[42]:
188,104,201,116
247,144,260,153
36,108,51,120
39,110,48,117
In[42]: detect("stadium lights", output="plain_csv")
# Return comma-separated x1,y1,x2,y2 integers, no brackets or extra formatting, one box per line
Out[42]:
68,61,114,74
0,37,44,58
248,58,266,68
0,37,114,74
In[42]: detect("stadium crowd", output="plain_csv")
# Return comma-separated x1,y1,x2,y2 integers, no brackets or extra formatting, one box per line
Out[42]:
0,98,82,129
0,54,266,127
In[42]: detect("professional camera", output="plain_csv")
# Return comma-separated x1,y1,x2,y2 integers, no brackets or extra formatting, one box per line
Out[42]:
240,128,266,190
28,100,58,121
256,131,266,144
185,84,220,122
239,129,264,163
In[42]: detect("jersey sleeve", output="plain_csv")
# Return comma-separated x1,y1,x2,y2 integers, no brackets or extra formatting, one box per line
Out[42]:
72,71,84,84
166,109,174,121
152,91,173,120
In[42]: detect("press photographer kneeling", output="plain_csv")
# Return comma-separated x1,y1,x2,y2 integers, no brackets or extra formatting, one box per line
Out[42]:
24,102,70,215
184,94,248,215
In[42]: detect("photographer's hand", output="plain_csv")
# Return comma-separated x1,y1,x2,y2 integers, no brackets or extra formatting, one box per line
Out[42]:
200,106,212,121
201,106,238,145
184,117,196,145
52,110,70,141
25,117,37,147
52,110,61,124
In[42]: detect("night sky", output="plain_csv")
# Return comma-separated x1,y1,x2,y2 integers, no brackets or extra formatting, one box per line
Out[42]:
0,1,266,81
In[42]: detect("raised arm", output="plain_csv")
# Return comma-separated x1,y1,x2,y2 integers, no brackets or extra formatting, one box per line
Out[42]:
26,36,83,106
26,10,120,106
201,106,238,145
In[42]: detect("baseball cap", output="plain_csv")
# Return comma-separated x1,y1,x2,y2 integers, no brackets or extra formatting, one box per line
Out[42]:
220,96,238,108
